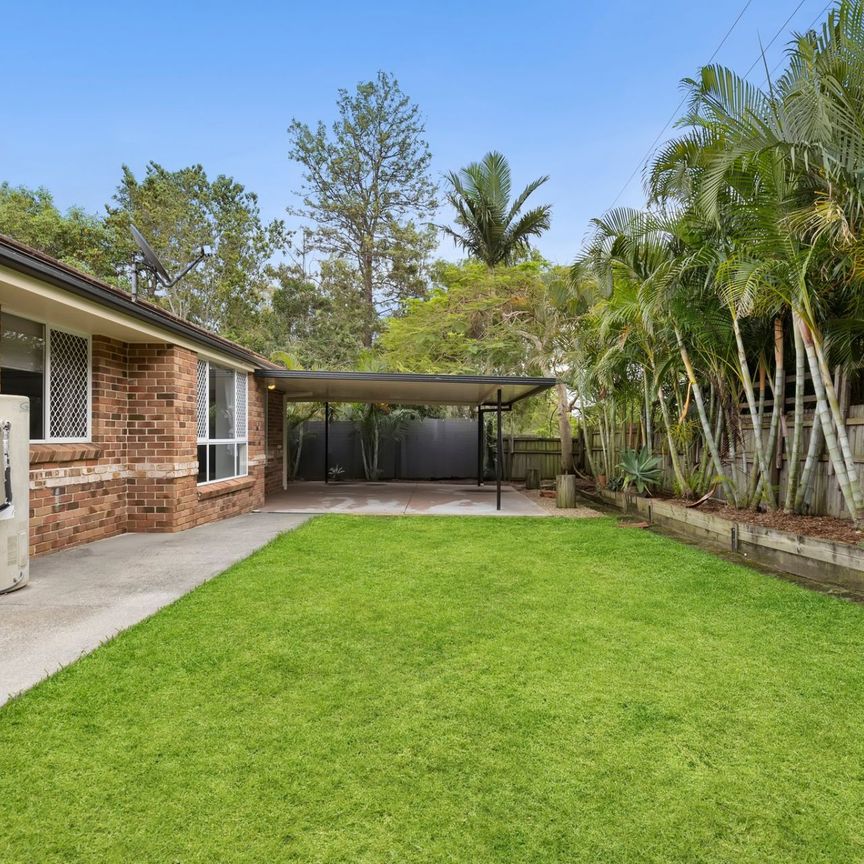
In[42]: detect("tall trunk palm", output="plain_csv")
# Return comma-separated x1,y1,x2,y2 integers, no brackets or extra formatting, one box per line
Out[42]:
674,327,736,504
643,4,864,522
657,384,692,497
766,319,785,497
441,152,552,266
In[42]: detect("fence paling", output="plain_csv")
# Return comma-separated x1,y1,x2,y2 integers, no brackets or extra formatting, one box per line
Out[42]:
582,408,864,519
504,437,581,482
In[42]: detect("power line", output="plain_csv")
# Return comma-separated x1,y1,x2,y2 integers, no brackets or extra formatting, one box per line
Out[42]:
743,0,811,78
606,0,755,210
606,0,825,210
758,0,834,85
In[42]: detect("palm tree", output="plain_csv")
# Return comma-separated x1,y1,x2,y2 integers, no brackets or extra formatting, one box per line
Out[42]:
649,10,864,523
584,207,742,505
441,151,551,266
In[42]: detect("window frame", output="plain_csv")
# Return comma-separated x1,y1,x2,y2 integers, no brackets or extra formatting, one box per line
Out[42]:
0,309,92,444
196,358,249,486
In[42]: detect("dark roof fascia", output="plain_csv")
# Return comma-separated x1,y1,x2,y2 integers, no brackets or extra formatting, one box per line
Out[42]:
0,241,278,370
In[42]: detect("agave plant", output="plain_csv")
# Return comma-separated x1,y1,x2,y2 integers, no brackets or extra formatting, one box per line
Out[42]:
617,447,663,495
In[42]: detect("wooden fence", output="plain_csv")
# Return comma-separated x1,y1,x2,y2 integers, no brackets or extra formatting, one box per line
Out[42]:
504,436,582,481
582,403,864,519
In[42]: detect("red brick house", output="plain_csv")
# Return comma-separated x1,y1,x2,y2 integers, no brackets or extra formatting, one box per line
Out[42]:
0,235,286,557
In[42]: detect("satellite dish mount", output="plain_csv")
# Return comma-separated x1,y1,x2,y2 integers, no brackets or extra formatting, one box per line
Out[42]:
130,225,210,301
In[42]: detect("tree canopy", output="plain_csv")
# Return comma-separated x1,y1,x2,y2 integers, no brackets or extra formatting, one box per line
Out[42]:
105,162,287,345
0,183,119,280
287,71,438,345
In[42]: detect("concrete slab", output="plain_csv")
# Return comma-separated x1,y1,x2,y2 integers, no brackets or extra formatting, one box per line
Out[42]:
259,481,547,517
0,512,310,706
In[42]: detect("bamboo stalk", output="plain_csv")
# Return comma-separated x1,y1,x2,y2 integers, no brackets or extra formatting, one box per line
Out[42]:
675,327,735,504
784,316,806,512
797,315,859,524
731,313,776,508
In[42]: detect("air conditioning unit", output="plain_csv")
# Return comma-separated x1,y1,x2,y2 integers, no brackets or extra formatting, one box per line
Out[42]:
0,395,30,594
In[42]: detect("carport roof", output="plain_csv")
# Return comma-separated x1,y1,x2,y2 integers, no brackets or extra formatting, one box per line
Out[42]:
254,370,555,407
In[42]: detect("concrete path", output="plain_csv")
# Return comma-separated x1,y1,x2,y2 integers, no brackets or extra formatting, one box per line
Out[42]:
0,512,310,706
260,481,547,517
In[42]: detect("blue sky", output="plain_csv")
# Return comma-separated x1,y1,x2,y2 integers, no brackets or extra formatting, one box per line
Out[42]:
1,0,833,264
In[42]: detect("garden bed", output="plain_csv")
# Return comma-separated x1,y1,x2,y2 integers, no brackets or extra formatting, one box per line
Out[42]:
665,497,863,547
521,487,602,519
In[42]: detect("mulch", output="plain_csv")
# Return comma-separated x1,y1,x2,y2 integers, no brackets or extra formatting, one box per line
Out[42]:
665,497,864,547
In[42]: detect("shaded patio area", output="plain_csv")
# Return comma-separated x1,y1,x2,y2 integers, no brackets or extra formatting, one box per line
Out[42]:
258,370,556,510
259,481,547,517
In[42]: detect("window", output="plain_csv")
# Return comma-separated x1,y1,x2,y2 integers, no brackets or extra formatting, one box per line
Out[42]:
0,313,90,441
197,359,248,483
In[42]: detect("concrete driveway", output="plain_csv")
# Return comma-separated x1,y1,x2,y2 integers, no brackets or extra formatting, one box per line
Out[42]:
0,512,309,706
259,481,547,516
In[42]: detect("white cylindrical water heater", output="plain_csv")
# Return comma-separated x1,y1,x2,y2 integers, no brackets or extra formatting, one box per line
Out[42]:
0,394,30,594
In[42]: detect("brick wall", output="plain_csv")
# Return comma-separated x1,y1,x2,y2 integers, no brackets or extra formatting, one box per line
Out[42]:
265,388,285,497
28,336,269,557
126,343,198,533
29,337,129,557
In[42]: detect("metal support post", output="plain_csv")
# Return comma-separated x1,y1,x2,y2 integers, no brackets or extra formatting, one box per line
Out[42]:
477,406,484,486
324,401,330,483
496,389,503,510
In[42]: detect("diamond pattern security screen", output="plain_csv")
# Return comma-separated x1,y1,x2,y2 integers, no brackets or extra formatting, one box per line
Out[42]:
197,360,248,484
235,372,247,439
196,360,208,439
48,328,89,440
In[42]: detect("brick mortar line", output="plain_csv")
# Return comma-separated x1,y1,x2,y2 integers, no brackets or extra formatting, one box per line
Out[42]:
30,457,266,489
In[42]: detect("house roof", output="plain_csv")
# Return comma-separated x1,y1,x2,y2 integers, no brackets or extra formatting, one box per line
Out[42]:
255,370,556,407
0,234,280,370
0,236,556,407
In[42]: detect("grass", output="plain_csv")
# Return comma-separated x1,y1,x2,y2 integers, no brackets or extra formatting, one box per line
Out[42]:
2,515,864,862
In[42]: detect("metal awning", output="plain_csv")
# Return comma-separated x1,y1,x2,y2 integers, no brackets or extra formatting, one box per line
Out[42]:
256,369,556,512
254,370,555,407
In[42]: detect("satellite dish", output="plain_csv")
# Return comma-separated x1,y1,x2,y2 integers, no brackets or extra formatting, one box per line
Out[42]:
129,225,210,301
130,224,170,283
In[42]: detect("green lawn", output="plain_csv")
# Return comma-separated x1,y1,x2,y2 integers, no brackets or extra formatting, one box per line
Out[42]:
2,515,864,862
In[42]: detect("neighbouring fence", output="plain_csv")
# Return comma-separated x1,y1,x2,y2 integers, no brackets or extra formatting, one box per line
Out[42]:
293,418,577,482
581,403,864,520
504,436,582,481
296,419,477,481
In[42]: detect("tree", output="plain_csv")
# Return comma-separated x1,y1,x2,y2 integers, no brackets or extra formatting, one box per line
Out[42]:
506,265,592,474
288,71,438,346
298,258,371,369
569,0,864,523
345,403,419,480
104,162,287,345
645,4,864,523
0,183,119,280
441,151,551,266
380,259,578,459
380,260,546,375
